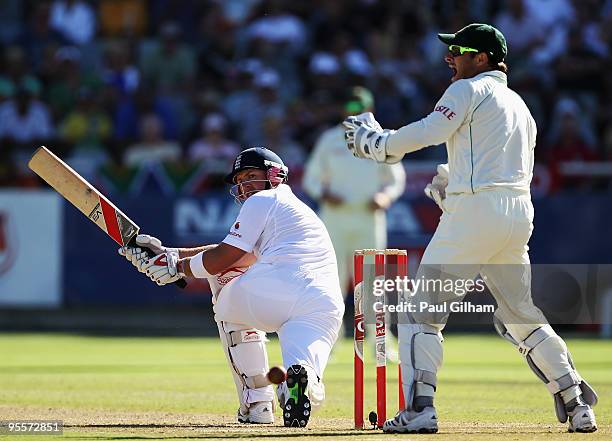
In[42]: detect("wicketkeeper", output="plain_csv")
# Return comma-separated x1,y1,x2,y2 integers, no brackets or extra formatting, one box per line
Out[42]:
343,23,598,434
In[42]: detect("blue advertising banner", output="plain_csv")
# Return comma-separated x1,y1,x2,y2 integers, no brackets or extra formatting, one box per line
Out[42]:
62,191,612,306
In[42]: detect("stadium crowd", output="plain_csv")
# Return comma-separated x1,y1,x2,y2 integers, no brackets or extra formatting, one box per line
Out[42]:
0,0,611,195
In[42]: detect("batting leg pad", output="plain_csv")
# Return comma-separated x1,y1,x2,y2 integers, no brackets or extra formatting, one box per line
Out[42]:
218,321,275,407
495,319,598,423
398,324,443,411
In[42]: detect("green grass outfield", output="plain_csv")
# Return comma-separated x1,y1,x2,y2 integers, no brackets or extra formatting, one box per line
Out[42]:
0,332,609,440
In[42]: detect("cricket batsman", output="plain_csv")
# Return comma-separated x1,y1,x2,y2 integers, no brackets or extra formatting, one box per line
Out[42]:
343,23,598,433
120,147,344,427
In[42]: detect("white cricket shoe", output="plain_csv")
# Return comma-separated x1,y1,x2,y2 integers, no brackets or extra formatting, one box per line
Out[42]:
382,407,438,434
567,404,597,433
237,401,274,424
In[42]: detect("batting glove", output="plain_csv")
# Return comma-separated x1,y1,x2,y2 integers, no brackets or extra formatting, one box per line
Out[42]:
142,251,185,286
118,234,177,273
342,112,401,164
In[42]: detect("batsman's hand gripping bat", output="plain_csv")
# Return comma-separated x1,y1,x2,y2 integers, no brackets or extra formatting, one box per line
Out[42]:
28,146,187,288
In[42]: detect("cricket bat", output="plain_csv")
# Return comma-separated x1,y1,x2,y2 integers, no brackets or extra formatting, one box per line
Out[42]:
28,146,186,288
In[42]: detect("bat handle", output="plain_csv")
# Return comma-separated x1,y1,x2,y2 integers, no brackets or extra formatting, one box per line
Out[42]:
140,246,188,289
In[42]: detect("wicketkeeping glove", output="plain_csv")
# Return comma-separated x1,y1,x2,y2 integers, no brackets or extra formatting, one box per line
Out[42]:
424,163,449,212
343,112,402,164
118,234,177,273
142,251,185,286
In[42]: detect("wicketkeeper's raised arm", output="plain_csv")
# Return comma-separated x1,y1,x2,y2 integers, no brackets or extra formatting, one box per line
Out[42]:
344,80,471,163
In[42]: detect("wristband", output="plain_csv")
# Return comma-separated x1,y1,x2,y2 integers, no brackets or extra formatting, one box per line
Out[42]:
189,251,214,279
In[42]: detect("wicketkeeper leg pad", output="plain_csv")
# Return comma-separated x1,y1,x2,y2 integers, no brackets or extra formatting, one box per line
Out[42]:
494,318,598,423
217,321,275,408
398,323,443,411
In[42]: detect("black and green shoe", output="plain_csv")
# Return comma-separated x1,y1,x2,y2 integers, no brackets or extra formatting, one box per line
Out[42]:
283,364,311,427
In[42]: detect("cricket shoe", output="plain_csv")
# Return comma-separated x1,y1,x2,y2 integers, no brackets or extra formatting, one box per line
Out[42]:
237,401,274,424
382,407,438,434
567,404,597,433
281,364,311,427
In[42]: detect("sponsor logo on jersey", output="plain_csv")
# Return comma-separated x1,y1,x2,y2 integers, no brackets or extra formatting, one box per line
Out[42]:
434,105,456,120
234,222,240,229
229,231,242,238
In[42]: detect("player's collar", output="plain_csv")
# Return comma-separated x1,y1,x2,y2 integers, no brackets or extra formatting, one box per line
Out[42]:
474,70,507,85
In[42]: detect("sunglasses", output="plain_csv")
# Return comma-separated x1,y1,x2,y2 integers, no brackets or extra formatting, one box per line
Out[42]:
345,100,366,114
448,45,479,57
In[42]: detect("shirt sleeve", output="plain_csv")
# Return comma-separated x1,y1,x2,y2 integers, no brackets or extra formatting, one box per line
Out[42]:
221,194,274,252
379,163,406,202
387,80,473,156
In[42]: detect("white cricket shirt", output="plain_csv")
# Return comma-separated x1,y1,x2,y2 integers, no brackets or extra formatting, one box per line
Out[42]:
222,184,337,267
387,71,537,194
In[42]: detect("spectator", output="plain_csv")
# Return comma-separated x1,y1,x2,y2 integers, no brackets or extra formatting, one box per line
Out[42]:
546,98,599,190
523,0,575,30
554,26,605,98
575,0,609,58
54,82,113,180
546,98,597,150
1,46,30,87
524,0,575,66
102,40,140,98
194,3,238,82
59,86,112,151
246,0,307,54
0,77,54,180
19,2,63,72
187,113,239,171
494,0,545,60
221,59,260,126
98,0,147,37
219,0,261,26
0,77,54,147
260,114,305,173
123,113,181,166
234,68,285,145
50,0,96,46
0,0,23,44
113,86,178,143
139,21,196,94
46,46,97,120
308,52,342,94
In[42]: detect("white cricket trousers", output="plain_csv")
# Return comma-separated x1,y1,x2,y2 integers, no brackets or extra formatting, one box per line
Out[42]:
213,261,344,378
414,188,547,329
320,205,387,294
399,188,586,413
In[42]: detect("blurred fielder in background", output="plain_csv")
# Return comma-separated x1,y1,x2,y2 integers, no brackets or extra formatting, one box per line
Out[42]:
344,24,598,434
303,87,405,302
120,147,344,428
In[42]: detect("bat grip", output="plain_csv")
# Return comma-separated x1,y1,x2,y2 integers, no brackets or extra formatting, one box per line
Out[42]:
140,245,188,289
